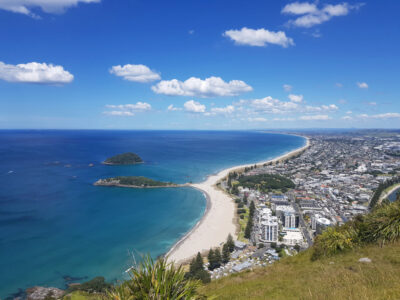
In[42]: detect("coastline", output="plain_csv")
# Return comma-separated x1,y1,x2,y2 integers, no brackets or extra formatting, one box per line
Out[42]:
166,135,310,264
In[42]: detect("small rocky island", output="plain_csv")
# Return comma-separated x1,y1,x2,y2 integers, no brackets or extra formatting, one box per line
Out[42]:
103,152,143,165
94,176,185,188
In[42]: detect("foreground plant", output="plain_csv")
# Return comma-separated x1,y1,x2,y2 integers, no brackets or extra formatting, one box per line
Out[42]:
106,255,203,300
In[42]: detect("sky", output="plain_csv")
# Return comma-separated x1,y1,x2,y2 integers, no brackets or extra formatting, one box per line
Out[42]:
1,0,400,130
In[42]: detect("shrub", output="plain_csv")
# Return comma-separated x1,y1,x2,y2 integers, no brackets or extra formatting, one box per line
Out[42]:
106,255,202,299
312,225,358,260
362,201,400,246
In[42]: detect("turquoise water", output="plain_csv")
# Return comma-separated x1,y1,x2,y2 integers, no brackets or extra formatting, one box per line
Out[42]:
0,130,305,298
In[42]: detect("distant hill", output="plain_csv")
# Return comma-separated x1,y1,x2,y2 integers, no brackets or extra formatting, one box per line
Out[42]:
103,152,143,165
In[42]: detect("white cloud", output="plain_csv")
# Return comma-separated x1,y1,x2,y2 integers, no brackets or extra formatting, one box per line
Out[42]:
110,64,161,83
0,0,100,17
152,76,252,97
283,2,363,28
103,111,134,116
357,82,368,89
288,94,303,103
300,114,331,120
368,102,376,106
283,84,293,92
167,104,182,111
210,105,235,114
248,117,268,122
359,113,400,119
346,110,352,114
342,115,352,120
282,2,317,15
273,117,295,121
336,83,343,88
104,102,152,116
184,100,206,113
236,96,338,115
223,27,294,47
0,61,73,84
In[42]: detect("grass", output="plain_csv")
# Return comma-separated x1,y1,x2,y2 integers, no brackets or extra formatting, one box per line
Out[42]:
201,241,400,300
237,208,249,242
63,291,102,300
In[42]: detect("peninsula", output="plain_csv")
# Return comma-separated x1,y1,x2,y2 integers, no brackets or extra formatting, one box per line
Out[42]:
103,152,143,165
94,176,184,188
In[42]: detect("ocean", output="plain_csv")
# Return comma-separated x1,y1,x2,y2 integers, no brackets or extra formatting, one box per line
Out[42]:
0,130,305,298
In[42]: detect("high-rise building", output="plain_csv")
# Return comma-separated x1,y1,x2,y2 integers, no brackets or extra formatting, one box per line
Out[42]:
260,216,278,242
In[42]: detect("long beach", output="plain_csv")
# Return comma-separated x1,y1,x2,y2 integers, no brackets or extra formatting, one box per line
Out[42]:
166,136,310,264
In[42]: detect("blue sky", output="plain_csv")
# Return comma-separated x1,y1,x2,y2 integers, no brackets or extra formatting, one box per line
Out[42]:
1,0,399,129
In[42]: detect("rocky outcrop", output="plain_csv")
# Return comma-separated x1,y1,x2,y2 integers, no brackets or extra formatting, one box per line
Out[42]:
26,287,64,300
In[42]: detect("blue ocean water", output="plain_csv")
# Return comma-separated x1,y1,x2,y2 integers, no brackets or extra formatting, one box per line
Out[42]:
0,130,304,298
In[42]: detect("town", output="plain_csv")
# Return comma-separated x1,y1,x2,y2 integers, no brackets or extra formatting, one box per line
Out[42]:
202,131,400,280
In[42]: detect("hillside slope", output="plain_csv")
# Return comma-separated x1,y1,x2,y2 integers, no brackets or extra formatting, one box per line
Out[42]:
201,242,400,300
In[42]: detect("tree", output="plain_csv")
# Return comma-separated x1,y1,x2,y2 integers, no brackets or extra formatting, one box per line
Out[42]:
186,252,210,284
249,201,255,217
270,242,277,249
294,244,301,252
244,218,252,239
207,249,215,270
222,244,230,264
226,234,235,252
214,248,222,269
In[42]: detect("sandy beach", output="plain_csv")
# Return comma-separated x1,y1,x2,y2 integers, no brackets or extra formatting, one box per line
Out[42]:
166,135,310,264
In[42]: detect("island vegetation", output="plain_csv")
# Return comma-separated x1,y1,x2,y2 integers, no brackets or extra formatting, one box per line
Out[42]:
94,176,181,188
103,152,143,165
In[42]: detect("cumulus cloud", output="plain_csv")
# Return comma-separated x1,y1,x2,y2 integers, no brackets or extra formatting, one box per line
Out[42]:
184,100,206,113
167,104,182,111
342,115,352,120
104,102,152,116
210,105,235,115
283,2,363,28
110,64,161,83
0,0,100,17
299,114,331,120
0,61,73,84
235,96,338,115
152,76,252,97
288,94,303,103
283,84,293,92
223,27,294,47
357,82,368,89
282,2,317,15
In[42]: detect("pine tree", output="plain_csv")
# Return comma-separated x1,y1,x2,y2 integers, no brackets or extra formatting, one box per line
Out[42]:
194,252,203,272
249,201,255,217
244,218,252,239
207,249,215,270
226,234,235,252
222,243,230,264
214,248,222,269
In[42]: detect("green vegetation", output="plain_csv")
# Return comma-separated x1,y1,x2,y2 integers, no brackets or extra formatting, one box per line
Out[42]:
244,201,255,239
237,173,295,192
201,241,400,299
104,152,143,165
369,176,400,209
98,176,176,187
67,277,111,294
313,200,400,259
106,255,203,299
185,252,211,284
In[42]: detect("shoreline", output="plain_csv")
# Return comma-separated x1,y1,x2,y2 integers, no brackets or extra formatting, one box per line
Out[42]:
166,134,310,264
